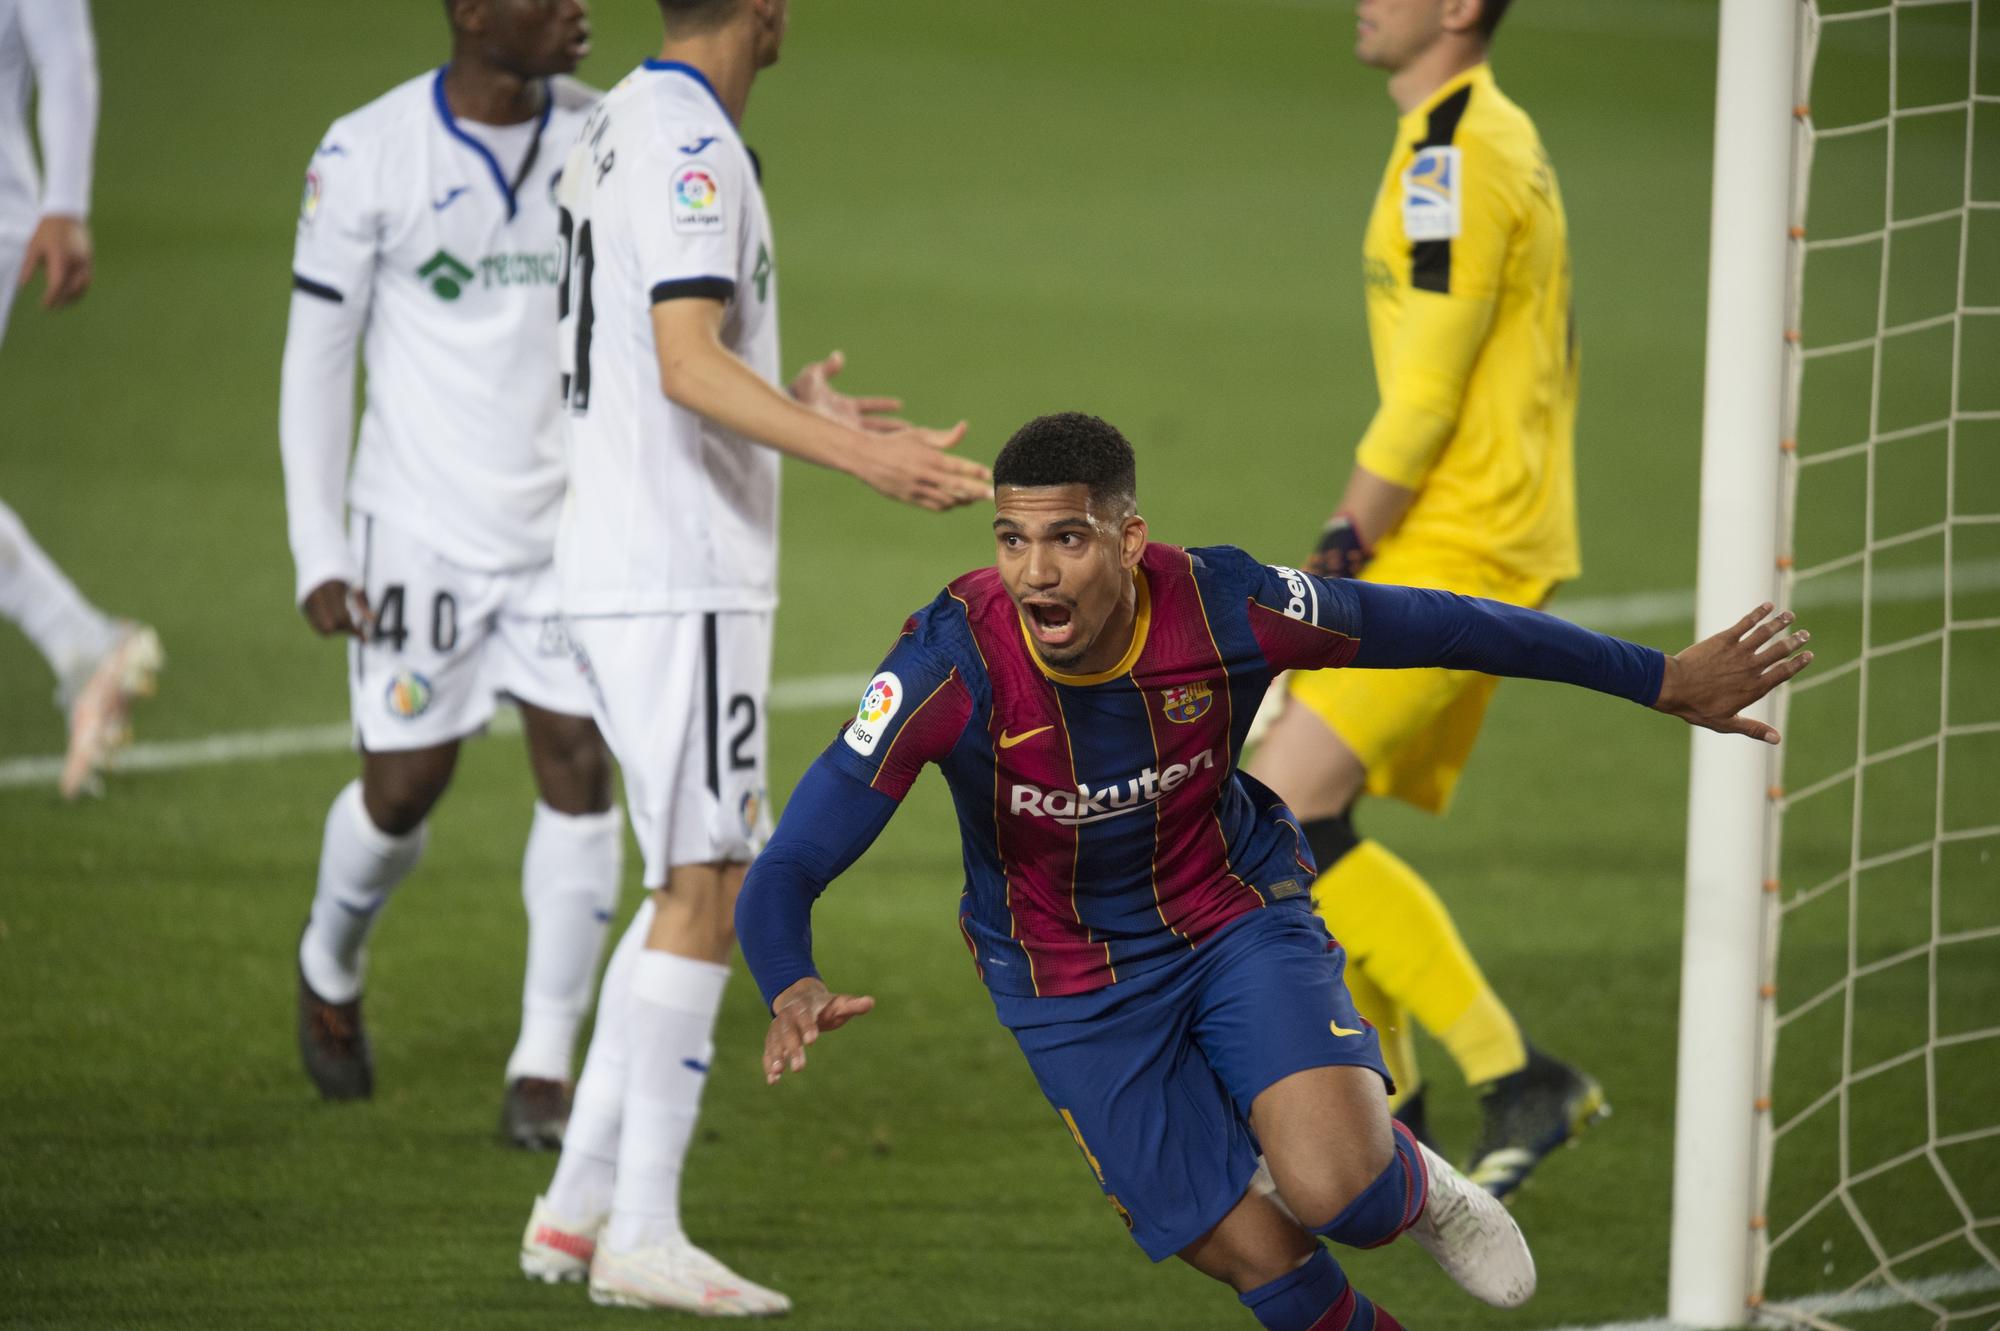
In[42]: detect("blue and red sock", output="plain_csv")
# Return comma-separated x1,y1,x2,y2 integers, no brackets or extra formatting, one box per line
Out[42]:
1237,1246,1403,1330
1314,1119,1430,1250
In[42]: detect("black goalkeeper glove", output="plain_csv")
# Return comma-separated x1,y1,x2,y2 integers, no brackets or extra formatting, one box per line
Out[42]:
1306,513,1371,579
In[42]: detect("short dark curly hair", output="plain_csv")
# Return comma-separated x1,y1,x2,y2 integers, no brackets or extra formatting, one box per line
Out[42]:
1477,0,1513,40
992,413,1138,512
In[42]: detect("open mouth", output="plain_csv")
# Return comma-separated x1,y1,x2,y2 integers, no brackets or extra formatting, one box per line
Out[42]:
1024,600,1077,650
567,25,592,59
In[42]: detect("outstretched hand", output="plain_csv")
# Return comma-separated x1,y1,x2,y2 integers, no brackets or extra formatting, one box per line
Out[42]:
857,420,992,511
1652,602,1813,744
763,977,876,1085
789,349,991,511
790,350,910,433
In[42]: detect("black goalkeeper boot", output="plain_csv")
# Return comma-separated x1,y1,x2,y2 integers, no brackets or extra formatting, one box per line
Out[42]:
1465,1046,1607,1201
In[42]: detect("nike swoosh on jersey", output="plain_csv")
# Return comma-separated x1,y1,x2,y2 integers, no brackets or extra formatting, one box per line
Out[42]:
998,725,1054,749
432,186,469,211
1329,1021,1365,1037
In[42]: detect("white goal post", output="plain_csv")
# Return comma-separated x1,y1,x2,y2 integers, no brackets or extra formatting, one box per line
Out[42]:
1673,0,1998,1325
1669,0,1798,1323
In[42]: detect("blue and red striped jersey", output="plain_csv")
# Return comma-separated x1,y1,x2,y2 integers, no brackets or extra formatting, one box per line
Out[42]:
819,542,1359,999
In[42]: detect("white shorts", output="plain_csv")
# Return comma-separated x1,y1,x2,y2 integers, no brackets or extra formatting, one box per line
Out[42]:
347,513,592,752
568,611,773,886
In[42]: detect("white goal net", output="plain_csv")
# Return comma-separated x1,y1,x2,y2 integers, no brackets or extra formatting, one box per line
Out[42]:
1751,0,2000,1326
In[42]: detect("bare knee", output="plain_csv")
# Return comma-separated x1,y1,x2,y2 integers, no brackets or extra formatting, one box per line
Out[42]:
1277,1131,1395,1232
645,863,746,964
360,745,458,835
1252,1064,1397,1232
521,705,613,814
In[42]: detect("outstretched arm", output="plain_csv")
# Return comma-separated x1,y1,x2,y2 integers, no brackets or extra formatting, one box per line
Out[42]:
736,755,900,1083
1338,580,1811,741
1649,602,1813,743
651,298,990,512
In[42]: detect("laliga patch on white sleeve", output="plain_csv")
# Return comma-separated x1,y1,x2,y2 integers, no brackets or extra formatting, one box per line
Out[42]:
1402,146,1461,242
843,672,903,756
670,163,727,234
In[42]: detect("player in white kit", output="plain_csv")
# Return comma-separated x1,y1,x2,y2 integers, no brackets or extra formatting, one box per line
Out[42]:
515,0,992,1313
0,0,162,800
279,0,617,1149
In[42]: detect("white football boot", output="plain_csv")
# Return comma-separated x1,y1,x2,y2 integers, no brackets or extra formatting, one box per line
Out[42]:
59,622,163,800
1406,1140,1537,1308
589,1237,792,1317
519,1195,602,1284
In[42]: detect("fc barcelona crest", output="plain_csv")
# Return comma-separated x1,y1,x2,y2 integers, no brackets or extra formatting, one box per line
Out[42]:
1161,681,1213,725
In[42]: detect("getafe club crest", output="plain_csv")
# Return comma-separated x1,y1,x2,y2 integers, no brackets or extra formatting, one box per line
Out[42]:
386,669,433,720
1161,681,1213,725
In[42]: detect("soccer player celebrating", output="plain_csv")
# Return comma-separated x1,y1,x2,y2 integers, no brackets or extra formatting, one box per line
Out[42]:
1246,0,1595,1195
1,0,162,800
736,414,1811,1327
280,0,616,1147
514,0,991,1314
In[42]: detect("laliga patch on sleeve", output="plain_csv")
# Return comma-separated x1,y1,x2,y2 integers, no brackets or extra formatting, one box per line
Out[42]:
299,167,323,228
1402,146,1461,242
670,163,727,235
843,671,903,756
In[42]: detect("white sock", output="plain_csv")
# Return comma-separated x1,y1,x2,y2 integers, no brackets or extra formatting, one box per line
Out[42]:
298,781,427,1004
544,897,655,1224
605,948,730,1252
506,802,623,1084
0,497,119,693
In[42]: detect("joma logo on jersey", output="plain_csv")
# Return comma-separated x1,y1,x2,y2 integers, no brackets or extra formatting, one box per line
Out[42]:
1161,682,1213,725
1008,750,1216,827
419,250,475,300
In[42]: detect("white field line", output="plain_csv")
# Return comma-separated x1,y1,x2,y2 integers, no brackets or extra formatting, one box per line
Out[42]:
4,559,1997,792
1550,1264,2000,1331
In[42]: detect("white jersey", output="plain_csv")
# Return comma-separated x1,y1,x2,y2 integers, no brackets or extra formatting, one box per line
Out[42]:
281,69,594,593
554,61,781,617
0,0,96,244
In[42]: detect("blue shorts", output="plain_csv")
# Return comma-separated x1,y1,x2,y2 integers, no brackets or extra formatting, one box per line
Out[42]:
998,901,1390,1261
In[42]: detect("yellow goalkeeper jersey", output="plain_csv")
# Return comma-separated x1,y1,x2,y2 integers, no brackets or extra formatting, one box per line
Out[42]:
1356,63,1580,583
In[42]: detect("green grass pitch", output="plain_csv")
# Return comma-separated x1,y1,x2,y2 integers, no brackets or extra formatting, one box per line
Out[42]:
2,1,1990,1326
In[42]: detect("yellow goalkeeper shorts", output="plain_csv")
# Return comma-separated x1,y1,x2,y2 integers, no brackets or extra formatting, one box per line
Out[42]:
1286,545,1557,815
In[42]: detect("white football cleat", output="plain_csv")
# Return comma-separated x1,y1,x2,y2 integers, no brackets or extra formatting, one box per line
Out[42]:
519,1195,601,1284
1406,1140,1537,1308
589,1237,792,1317
59,623,163,800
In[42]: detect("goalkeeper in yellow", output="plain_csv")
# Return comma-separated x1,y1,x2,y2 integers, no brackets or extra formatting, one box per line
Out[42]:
1247,0,1599,1199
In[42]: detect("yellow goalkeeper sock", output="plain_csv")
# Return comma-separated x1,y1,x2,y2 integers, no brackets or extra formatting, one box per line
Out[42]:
1341,947,1420,1110
1311,838,1527,1087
